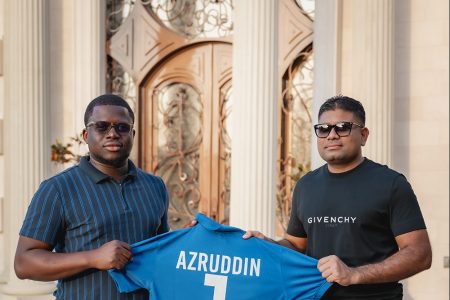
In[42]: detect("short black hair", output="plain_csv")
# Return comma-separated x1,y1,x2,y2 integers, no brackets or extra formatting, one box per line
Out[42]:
318,95,366,125
84,94,135,126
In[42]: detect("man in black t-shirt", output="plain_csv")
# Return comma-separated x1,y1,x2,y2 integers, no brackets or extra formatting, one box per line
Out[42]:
243,96,432,299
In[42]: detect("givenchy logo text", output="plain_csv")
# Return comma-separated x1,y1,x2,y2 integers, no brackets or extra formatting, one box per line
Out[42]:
307,216,357,224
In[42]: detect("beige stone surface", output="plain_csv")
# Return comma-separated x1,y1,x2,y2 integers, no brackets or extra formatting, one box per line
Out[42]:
0,0,447,299
395,0,449,296
339,0,449,298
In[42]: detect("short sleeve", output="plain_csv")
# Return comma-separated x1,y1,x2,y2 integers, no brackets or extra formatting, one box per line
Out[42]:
108,269,143,293
287,182,307,237
390,175,426,236
20,180,64,247
281,247,331,299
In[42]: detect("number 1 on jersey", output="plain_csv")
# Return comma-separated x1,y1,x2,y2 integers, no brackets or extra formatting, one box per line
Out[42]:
204,274,228,300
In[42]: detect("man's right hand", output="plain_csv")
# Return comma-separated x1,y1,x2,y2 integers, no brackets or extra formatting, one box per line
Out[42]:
15,236,133,281
89,240,132,270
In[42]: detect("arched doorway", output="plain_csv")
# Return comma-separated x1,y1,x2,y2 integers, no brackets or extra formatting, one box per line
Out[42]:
140,42,232,228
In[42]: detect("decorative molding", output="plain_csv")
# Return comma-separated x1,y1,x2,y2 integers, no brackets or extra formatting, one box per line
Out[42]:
108,0,231,84
0,39,3,76
279,0,313,74
109,1,187,82
0,119,3,155
0,197,3,233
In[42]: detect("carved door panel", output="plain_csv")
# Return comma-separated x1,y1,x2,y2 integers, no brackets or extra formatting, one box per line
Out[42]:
141,43,232,228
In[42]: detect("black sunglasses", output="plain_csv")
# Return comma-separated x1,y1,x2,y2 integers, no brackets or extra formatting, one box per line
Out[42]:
86,121,133,134
313,121,364,138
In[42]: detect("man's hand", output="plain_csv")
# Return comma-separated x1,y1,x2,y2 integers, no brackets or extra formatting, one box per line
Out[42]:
317,255,358,286
317,230,432,286
15,236,133,281
89,240,132,270
183,220,198,228
242,230,274,242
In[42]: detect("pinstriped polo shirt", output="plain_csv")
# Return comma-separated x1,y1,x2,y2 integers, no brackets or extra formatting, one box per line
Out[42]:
20,156,169,300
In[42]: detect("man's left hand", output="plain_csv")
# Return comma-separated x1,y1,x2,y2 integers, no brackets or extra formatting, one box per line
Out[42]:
317,255,359,286
183,220,197,228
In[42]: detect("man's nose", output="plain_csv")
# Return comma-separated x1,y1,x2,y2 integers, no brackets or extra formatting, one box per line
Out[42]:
106,126,120,137
327,127,340,139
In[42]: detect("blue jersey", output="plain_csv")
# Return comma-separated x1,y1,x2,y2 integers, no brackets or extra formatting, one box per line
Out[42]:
109,213,331,300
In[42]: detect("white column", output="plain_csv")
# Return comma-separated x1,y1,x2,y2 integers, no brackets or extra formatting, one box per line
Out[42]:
1,0,54,297
352,0,394,166
74,0,106,131
311,0,342,169
230,0,278,237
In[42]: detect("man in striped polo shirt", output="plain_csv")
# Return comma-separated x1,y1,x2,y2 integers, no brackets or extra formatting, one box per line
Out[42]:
15,94,169,299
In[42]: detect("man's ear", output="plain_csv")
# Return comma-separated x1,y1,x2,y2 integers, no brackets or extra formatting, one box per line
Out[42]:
132,129,136,139
361,127,369,146
82,129,88,143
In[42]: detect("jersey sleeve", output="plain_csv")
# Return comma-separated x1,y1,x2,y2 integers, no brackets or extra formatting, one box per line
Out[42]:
281,248,331,299
286,182,307,237
389,175,426,236
108,269,143,293
108,234,163,293
20,180,64,247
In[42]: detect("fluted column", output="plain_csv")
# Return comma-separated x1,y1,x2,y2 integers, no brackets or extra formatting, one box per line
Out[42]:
311,0,342,169
352,0,394,165
230,0,278,237
74,0,105,131
1,0,54,297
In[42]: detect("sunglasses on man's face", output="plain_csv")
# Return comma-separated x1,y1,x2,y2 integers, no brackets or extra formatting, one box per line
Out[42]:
313,121,364,138
86,121,133,134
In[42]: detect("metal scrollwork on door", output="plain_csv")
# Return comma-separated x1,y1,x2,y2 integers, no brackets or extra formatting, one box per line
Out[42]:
277,50,314,230
144,0,233,38
218,87,232,224
153,83,203,228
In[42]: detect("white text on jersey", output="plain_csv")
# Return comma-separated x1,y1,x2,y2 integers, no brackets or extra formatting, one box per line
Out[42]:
176,251,261,277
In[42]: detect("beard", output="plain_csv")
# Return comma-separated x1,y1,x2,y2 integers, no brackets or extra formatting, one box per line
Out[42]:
319,148,361,166
89,151,130,168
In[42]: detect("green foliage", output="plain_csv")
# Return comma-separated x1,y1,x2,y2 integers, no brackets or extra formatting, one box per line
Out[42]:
51,134,86,164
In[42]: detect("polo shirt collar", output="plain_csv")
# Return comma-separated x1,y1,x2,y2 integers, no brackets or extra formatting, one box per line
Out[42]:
79,156,137,183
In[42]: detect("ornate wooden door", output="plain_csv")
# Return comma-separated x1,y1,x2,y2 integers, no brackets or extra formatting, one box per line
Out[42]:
106,0,314,232
141,43,232,228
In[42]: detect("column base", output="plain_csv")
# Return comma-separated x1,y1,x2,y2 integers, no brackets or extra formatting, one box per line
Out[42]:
0,280,55,298
0,295,53,300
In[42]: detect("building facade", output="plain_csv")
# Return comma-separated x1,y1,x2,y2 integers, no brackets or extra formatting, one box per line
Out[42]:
0,0,448,299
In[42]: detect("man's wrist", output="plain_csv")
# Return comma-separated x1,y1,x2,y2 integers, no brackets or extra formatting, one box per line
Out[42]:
266,237,277,244
351,266,364,285
83,248,98,269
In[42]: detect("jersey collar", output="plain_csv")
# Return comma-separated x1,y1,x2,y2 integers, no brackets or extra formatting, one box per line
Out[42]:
195,213,244,233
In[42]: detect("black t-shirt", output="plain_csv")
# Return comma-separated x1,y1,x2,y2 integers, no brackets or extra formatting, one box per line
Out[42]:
287,158,426,299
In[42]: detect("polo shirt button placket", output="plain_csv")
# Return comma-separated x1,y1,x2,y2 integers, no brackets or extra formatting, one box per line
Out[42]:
119,182,130,211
